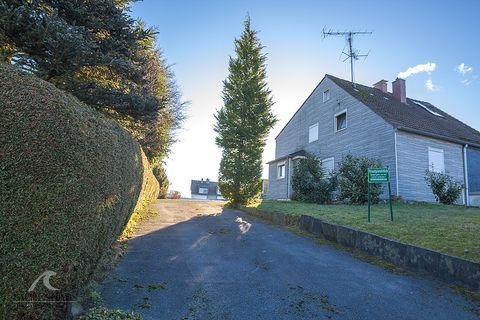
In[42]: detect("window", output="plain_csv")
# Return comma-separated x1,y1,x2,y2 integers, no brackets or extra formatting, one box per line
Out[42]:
322,157,335,177
198,187,208,194
323,90,330,102
309,123,319,143
428,147,445,173
335,111,347,132
277,163,286,179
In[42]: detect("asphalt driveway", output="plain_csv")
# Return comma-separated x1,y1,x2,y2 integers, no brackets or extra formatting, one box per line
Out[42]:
98,199,479,319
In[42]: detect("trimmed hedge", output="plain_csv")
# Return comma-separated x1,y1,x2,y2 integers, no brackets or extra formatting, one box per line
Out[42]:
0,64,159,318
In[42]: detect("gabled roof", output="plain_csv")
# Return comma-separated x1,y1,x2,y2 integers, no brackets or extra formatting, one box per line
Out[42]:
276,74,480,147
327,75,480,147
275,76,326,139
190,179,219,196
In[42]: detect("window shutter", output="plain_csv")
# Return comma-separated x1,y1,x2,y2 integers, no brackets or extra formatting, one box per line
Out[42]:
309,123,319,143
428,148,445,173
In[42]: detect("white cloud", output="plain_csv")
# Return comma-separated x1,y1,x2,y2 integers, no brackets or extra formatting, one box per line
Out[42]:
456,63,473,75
397,62,436,79
461,75,478,86
425,79,439,91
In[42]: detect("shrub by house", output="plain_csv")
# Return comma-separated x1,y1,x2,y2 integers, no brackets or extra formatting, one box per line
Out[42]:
337,154,383,204
291,153,335,204
425,171,463,205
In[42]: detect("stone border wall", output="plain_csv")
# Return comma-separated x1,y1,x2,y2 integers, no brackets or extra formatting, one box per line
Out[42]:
244,209,480,291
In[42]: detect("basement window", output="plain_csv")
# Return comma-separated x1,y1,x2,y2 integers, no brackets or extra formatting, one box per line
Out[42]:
335,111,347,132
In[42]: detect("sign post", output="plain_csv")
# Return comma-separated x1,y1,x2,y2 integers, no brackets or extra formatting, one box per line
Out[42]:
367,168,393,222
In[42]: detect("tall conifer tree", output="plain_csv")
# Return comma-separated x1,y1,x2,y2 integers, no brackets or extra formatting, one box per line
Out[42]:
215,17,277,207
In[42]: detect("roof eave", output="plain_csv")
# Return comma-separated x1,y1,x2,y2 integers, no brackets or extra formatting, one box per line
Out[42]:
266,150,307,164
396,127,480,148
266,156,288,164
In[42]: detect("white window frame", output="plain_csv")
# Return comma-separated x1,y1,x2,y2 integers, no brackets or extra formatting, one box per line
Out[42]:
334,109,348,132
322,157,335,177
277,162,286,179
323,90,330,102
198,187,209,194
309,123,319,143
428,147,445,173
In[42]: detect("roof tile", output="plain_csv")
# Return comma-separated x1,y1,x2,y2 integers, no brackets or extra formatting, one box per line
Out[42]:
327,74,480,146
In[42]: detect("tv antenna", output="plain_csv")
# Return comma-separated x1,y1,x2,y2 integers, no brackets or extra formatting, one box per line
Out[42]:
322,27,372,86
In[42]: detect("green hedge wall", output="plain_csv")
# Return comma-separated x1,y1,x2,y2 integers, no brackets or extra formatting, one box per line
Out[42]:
0,64,159,319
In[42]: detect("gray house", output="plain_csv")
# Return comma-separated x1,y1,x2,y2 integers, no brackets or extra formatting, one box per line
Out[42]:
266,75,480,206
190,178,224,200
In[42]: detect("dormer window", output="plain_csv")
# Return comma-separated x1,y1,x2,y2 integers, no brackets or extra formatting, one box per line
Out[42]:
323,90,330,102
335,110,347,132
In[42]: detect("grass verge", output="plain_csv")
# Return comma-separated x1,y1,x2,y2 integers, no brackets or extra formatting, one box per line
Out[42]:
247,200,480,262
122,205,160,239
79,307,142,320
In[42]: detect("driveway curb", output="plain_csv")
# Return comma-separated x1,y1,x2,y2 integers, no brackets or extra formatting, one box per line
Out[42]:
242,208,480,291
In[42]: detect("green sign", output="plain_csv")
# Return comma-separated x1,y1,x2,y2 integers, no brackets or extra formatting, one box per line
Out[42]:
368,168,390,183
367,168,393,223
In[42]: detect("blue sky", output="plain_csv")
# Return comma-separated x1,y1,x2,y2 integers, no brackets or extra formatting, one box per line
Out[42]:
130,0,480,196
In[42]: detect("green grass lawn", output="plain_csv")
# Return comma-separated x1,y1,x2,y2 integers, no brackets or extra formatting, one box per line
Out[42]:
247,200,480,262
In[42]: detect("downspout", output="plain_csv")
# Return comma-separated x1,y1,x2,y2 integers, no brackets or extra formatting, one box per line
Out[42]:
463,144,470,206
394,130,400,196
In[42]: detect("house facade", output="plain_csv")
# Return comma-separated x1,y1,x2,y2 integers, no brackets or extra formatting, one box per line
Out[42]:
266,75,480,206
190,178,224,200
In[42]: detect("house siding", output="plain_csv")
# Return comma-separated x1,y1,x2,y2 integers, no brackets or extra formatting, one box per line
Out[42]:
396,131,465,204
267,77,397,199
266,160,289,199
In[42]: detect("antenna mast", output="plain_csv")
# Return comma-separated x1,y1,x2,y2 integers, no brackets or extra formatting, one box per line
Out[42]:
322,27,372,86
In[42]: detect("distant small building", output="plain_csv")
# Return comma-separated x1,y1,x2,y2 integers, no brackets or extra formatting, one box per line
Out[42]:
190,178,224,200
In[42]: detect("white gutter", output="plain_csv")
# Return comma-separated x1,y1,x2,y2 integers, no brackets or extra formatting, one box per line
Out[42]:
463,144,470,206
394,130,400,196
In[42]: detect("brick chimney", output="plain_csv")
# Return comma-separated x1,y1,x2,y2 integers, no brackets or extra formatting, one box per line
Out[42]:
392,78,406,103
373,80,388,93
